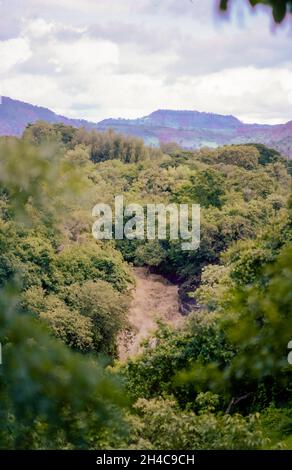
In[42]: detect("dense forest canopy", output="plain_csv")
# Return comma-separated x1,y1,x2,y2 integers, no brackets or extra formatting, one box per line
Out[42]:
0,121,291,449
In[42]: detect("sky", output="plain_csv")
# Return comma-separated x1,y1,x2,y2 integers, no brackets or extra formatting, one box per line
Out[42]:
0,0,292,124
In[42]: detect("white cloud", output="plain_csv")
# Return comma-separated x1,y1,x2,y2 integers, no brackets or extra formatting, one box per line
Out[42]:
175,66,292,124
49,37,119,74
1,1,292,123
0,37,31,74
0,74,71,111
23,18,55,37
22,17,87,38
2,64,292,124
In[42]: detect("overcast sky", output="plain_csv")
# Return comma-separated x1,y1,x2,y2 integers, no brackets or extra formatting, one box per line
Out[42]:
0,0,292,124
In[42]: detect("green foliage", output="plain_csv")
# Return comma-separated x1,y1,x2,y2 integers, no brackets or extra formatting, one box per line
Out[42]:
174,168,225,208
1,122,291,449
180,240,292,412
260,405,292,447
243,143,282,166
195,264,232,312
39,298,95,353
55,242,132,292
0,294,127,449
224,244,292,389
40,306,92,353
121,314,234,404
0,137,85,225
89,129,149,164
220,0,292,24
134,240,167,267
129,398,268,450
23,122,163,165
64,280,130,356
23,121,77,148
22,278,130,358
0,139,131,449
216,145,260,170
64,145,91,167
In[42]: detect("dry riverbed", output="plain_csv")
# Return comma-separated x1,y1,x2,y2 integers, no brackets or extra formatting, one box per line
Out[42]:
118,267,183,360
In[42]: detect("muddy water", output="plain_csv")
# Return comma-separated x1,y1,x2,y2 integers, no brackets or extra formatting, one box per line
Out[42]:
118,267,183,361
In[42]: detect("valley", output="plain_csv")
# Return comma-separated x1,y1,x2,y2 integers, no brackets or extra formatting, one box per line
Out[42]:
118,267,183,360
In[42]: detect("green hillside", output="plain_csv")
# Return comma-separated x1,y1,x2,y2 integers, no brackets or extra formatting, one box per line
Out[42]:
0,122,291,449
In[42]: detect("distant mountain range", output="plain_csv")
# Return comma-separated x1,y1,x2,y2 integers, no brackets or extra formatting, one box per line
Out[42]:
1,96,292,158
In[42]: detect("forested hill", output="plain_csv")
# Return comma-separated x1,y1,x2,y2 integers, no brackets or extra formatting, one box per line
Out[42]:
1,96,292,157
0,96,97,137
0,121,291,449
98,109,292,158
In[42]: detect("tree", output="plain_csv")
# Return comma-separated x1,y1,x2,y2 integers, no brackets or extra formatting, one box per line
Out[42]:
64,280,130,357
129,397,268,450
216,145,260,170
174,168,225,208
220,0,292,23
180,220,292,410
0,140,128,449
